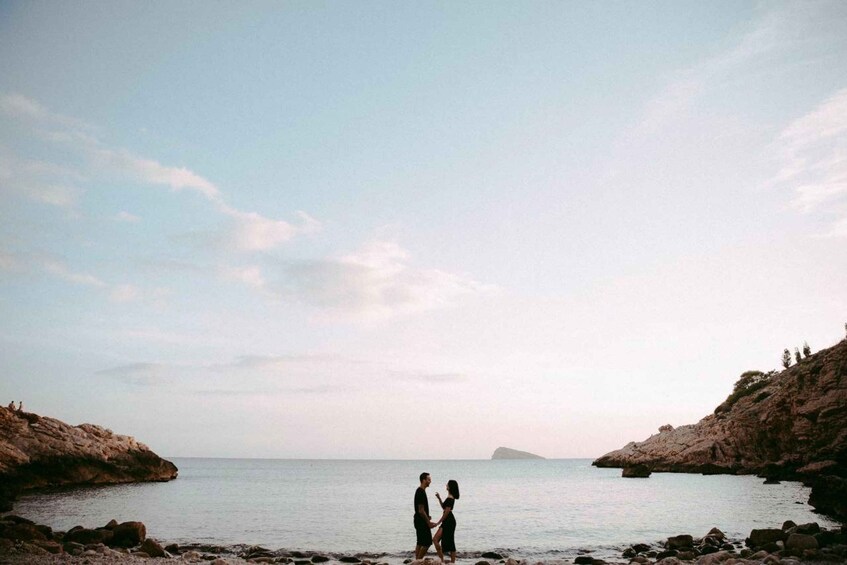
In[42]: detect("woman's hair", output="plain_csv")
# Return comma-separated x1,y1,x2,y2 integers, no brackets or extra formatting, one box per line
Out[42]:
447,479,460,499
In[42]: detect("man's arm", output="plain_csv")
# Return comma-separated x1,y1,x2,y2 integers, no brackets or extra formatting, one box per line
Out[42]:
417,503,436,528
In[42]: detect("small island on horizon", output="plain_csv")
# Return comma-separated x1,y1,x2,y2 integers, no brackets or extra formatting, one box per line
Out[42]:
491,446,545,460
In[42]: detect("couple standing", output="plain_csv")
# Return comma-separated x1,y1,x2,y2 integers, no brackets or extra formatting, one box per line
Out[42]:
413,472,461,563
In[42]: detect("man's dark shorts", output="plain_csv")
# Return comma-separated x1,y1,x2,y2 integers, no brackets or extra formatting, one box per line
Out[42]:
414,515,432,546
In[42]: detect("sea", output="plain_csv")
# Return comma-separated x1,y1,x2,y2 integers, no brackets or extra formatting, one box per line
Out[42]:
8,458,837,562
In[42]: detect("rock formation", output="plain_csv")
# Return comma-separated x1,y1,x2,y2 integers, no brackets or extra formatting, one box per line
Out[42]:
593,338,847,518
0,406,178,510
491,446,545,460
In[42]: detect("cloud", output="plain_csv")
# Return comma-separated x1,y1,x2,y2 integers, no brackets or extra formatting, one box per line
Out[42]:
115,211,141,223
42,259,107,288
95,362,172,386
220,207,321,251
391,371,467,384
3,93,319,251
269,240,495,320
0,153,84,210
768,88,847,234
91,147,221,200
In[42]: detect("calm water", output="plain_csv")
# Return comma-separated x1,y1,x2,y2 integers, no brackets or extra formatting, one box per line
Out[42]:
8,459,836,560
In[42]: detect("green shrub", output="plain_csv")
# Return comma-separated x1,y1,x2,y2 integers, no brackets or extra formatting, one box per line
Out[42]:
714,370,773,413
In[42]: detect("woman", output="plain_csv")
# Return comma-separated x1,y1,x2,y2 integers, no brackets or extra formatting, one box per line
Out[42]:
433,479,460,563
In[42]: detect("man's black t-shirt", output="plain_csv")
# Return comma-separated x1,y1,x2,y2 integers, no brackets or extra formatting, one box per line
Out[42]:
414,487,430,519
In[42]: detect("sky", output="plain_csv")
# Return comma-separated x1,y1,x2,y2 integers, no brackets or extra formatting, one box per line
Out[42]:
1,1,846,459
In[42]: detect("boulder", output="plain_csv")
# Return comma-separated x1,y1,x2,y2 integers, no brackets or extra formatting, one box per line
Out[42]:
0,522,47,542
622,464,652,478
794,522,821,535
633,544,651,553
140,538,166,557
746,528,787,547
32,539,62,554
63,541,85,555
705,527,725,541
574,557,594,564
340,558,362,563
481,552,504,560
677,551,696,560
109,521,146,548
786,534,819,550
312,556,330,563
64,528,113,545
782,520,797,531
695,550,734,565
104,519,119,530
667,535,693,549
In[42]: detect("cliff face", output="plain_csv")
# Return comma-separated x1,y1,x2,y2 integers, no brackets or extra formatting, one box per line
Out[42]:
0,406,178,510
593,339,847,518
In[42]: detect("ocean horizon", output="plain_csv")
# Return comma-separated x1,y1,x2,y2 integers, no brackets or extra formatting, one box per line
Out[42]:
9,458,837,562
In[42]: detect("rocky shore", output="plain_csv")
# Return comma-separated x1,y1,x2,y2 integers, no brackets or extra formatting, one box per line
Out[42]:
593,338,847,520
0,406,178,511
1,513,845,565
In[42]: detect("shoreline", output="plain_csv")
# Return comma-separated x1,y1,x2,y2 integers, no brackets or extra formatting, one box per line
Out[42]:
2,513,845,565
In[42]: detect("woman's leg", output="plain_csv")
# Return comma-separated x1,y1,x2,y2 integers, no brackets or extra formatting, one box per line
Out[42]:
433,528,444,562
449,551,456,563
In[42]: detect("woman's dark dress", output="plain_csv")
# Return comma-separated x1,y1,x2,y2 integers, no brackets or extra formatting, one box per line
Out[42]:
440,497,457,553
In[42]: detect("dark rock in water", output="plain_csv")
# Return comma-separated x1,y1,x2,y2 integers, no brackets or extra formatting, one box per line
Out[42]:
165,542,180,553
786,533,819,550
622,547,636,558
656,549,678,559
622,464,652,478
763,478,780,484
706,527,725,541
140,538,165,557
574,556,594,564
677,550,696,560
794,522,821,535
746,528,787,548
666,535,693,549
699,545,719,555
475,561,491,565
782,520,797,531
104,519,118,530
312,556,330,563
339,557,362,563
482,552,504,560
109,521,146,547
633,543,651,553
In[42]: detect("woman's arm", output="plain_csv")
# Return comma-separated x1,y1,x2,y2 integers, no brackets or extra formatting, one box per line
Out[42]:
435,492,445,509
435,505,452,526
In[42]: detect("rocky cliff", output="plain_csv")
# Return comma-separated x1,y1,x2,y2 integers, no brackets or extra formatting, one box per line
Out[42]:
593,338,847,518
0,406,178,511
492,447,545,460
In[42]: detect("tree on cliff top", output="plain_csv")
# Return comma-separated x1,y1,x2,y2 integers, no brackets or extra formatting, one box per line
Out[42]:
714,370,773,414
782,349,792,369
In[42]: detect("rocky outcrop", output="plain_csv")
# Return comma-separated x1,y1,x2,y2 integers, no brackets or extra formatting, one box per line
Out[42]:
0,406,177,509
491,447,545,460
593,338,847,518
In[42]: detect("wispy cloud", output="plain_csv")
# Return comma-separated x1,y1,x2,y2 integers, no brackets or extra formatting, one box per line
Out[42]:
240,240,497,321
2,93,320,251
768,88,847,235
0,152,84,210
42,258,107,288
114,210,141,223
96,353,471,394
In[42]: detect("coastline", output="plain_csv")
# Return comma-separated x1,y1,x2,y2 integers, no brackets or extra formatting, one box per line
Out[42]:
2,512,845,565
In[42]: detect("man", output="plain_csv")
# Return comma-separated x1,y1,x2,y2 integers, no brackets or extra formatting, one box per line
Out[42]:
413,472,436,559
